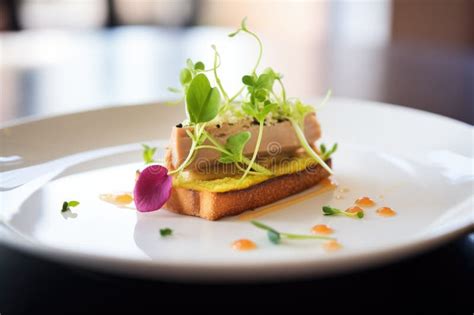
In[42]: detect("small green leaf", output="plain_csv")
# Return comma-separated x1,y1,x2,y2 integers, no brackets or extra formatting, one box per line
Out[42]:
322,206,339,216
322,205,364,219
320,143,327,154
255,89,268,102
180,68,192,85
228,30,240,37
242,75,255,86
240,17,248,31
68,201,80,207
255,73,275,90
241,102,257,117
168,87,181,93
142,144,157,164
267,230,281,244
219,131,251,163
320,142,338,160
186,74,221,124
194,61,205,71
61,201,69,213
218,155,236,164
160,228,173,237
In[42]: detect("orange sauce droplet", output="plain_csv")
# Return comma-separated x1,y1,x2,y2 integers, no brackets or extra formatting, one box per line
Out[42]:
311,224,334,235
100,193,133,206
321,177,338,189
355,196,376,207
232,239,257,251
346,205,364,214
323,240,343,252
376,207,397,217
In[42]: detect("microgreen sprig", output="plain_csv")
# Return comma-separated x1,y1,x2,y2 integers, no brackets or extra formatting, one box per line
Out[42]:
160,228,173,237
251,221,335,244
320,143,338,160
142,144,157,164
61,201,80,213
167,17,337,179
322,206,364,219
196,131,272,175
286,92,333,174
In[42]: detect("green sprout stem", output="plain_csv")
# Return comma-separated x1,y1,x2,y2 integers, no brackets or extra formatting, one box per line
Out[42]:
251,221,335,242
246,29,263,75
168,123,206,175
228,86,246,103
316,89,332,110
277,78,287,105
241,120,265,179
322,206,364,219
200,131,271,175
227,18,263,102
212,45,229,102
290,119,333,175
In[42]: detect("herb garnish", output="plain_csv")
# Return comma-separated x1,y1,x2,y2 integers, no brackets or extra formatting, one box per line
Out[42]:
142,144,157,164
61,201,80,213
168,17,335,179
322,206,364,219
320,143,338,160
251,220,335,244
160,228,173,237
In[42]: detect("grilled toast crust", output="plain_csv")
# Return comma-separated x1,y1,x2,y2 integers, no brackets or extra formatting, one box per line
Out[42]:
164,160,331,220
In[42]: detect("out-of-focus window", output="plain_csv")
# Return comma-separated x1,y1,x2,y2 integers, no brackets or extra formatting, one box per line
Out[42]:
330,0,392,46
20,0,107,29
115,0,194,26
199,0,328,40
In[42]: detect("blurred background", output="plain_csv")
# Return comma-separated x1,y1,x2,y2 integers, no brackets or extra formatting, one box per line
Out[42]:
0,0,473,124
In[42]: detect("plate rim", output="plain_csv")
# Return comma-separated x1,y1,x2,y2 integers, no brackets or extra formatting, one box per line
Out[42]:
1,98,473,281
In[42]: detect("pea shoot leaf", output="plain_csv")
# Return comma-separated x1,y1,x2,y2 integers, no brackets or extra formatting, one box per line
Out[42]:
186,74,221,124
218,131,251,164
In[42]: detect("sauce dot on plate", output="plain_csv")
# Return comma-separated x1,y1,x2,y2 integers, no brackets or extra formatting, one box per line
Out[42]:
355,196,376,207
346,205,364,214
311,224,334,235
376,207,397,217
232,239,257,251
323,240,342,252
321,177,338,189
99,193,133,206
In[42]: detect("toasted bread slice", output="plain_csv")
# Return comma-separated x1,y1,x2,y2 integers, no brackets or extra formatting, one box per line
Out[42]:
164,160,331,220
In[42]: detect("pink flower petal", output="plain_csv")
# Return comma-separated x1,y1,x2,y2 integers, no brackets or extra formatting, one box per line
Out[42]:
134,165,172,212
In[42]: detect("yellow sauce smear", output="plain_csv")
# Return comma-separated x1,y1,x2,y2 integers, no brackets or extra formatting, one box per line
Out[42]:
232,239,257,251
376,207,397,217
99,193,133,206
311,224,334,235
238,178,337,221
323,240,343,252
355,196,376,207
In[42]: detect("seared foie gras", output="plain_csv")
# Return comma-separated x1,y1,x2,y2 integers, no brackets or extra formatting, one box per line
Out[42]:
169,113,321,170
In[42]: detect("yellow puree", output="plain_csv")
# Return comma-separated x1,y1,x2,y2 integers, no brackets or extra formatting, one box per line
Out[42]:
173,156,319,193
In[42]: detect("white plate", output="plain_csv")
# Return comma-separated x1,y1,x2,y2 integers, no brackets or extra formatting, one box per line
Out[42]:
0,98,472,281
